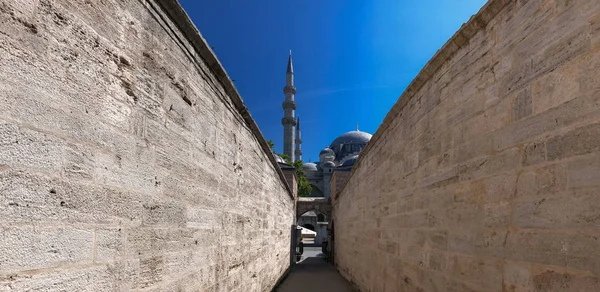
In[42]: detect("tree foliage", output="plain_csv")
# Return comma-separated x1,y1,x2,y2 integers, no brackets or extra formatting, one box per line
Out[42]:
279,154,291,163
268,140,312,197
292,160,312,197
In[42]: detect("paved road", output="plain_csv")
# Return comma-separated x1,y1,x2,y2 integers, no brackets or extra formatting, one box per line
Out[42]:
275,247,356,292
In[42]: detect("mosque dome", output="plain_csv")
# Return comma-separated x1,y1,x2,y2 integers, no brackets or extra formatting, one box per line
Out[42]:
320,147,334,155
319,146,335,163
302,162,318,172
341,155,360,167
330,130,372,147
329,130,372,162
322,161,335,168
274,153,286,164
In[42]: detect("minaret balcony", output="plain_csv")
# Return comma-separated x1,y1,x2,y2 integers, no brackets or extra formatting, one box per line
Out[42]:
295,150,303,155
283,86,296,95
281,117,297,126
295,138,302,144
282,100,297,110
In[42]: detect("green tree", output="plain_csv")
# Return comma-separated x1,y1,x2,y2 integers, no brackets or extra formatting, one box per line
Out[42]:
292,160,312,197
268,140,312,197
279,154,291,163
267,140,275,150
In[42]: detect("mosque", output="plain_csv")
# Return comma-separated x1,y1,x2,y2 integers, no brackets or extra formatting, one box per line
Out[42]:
275,52,373,244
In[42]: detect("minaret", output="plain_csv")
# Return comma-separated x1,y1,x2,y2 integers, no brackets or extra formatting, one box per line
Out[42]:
295,116,302,162
282,50,296,162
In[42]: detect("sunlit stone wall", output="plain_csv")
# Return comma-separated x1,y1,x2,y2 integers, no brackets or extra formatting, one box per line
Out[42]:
334,0,600,291
0,0,294,290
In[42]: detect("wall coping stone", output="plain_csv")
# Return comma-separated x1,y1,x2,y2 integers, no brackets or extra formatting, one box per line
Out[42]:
153,0,294,199
337,0,512,199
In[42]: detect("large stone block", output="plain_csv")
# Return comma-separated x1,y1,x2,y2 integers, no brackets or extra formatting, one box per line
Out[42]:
531,55,581,114
0,265,119,292
510,86,533,121
447,229,507,258
522,140,546,166
516,163,567,198
503,261,531,292
0,121,68,174
567,153,600,189
513,189,600,229
0,226,94,272
485,172,517,202
493,91,600,151
531,267,600,292
0,169,148,226
459,147,521,181
505,230,600,275
499,9,590,97
445,254,503,290
547,122,600,161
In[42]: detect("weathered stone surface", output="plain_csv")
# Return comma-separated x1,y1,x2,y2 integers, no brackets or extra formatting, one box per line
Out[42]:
547,123,600,161
333,0,600,291
0,0,294,290
531,267,600,292
0,227,94,272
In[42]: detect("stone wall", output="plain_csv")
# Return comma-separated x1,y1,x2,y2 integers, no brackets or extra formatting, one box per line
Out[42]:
282,167,298,201
0,0,294,291
330,169,351,200
334,0,600,291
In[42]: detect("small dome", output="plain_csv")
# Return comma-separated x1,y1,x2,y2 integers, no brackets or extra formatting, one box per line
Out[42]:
274,153,286,163
302,163,318,172
330,130,372,148
341,155,359,167
322,161,335,168
320,147,334,155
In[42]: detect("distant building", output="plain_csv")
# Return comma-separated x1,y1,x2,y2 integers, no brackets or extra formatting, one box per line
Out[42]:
302,128,372,199
278,52,372,245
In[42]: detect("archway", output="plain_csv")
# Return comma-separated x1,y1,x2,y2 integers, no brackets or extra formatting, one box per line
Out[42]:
296,197,331,222
317,213,326,222
297,208,329,247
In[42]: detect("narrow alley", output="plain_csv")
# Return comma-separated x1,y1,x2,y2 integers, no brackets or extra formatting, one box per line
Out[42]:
276,247,356,292
3,0,600,291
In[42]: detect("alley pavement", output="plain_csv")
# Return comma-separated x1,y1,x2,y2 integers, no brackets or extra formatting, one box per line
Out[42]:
275,247,356,292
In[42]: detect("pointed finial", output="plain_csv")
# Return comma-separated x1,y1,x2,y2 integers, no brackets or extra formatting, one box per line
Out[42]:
287,50,294,74
356,123,359,131
296,116,300,132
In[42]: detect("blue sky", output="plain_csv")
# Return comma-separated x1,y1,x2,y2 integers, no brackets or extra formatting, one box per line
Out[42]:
179,0,487,162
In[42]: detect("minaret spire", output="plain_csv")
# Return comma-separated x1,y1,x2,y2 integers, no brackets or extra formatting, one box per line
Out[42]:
282,50,297,162
295,116,302,162
287,50,293,74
